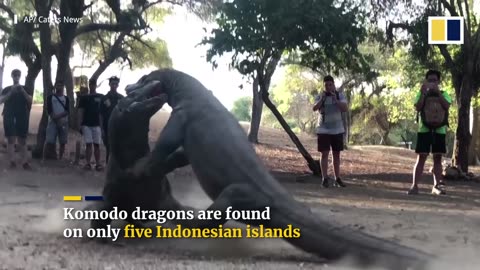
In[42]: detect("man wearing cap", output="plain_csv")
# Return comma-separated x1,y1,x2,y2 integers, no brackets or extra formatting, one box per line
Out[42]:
100,76,124,162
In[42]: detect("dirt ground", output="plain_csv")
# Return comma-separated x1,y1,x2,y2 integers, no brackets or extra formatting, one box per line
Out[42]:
1,105,480,270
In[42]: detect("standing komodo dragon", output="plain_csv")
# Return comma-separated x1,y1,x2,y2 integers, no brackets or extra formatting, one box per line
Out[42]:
87,80,189,231
126,69,431,269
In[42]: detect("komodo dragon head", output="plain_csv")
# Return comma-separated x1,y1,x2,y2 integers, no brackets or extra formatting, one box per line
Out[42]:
108,80,167,169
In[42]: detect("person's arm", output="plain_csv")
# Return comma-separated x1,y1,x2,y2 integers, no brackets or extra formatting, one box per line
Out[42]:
333,92,348,112
414,83,428,111
18,86,32,105
312,94,325,111
0,88,13,104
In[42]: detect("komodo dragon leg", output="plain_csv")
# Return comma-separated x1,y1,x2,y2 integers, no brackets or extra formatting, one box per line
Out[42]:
89,151,190,231
129,110,188,178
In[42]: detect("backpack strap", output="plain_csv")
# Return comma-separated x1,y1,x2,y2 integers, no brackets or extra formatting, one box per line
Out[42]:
53,94,69,112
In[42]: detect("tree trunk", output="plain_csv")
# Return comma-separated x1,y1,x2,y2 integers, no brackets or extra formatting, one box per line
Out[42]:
0,42,5,90
24,58,41,95
261,88,321,176
32,0,54,159
0,65,3,91
65,64,75,125
452,76,473,173
468,106,480,165
248,76,262,143
88,32,127,87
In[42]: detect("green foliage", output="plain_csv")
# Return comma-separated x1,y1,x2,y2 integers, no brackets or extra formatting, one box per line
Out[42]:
230,96,252,122
128,38,172,69
33,90,43,104
269,65,321,133
75,4,172,70
202,0,369,77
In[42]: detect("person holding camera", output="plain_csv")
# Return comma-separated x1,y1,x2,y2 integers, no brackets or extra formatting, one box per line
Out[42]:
0,69,33,170
312,75,348,188
408,69,451,195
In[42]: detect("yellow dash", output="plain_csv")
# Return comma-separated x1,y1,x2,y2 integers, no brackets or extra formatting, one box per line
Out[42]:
431,19,446,41
63,196,82,201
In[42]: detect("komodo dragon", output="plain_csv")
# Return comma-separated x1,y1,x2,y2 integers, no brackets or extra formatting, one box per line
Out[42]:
87,80,189,231
126,69,431,269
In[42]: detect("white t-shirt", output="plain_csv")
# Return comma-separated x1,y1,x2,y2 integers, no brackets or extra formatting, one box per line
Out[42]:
314,92,347,135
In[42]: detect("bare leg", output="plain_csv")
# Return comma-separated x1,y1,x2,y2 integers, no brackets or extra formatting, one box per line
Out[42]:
408,154,428,194
332,151,340,179
85,143,93,165
432,154,443,186
332,151,346,187
431,154,446,194
320,151,329,178
93,143,101,166
320,151,330,187
17,137,29,167
59,144,65,160
6,137,16,167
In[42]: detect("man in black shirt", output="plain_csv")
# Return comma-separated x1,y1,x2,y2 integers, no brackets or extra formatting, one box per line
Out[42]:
0,69,33,169
100,76,124,163
77,80,104,171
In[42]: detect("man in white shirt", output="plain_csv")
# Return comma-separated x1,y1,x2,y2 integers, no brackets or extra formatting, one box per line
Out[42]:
312,75,348,188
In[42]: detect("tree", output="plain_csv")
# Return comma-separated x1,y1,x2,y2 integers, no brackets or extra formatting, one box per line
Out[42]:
202,0,369,176
382,0,480,172
270,65,321,134
28,0,216,158
230,96,252,122
1,0,42,102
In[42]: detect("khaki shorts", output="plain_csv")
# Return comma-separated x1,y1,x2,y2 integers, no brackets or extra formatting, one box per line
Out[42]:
82,126,102,144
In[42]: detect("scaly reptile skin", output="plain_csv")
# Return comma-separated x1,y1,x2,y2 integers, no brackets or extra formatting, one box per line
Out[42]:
87,80,189,231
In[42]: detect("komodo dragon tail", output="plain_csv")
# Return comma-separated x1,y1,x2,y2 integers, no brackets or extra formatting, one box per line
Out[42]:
266,201,430,270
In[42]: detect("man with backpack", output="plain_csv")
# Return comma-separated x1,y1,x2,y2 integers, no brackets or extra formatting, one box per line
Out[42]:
408,69,451,195
313,75,348,188
44,81,70,160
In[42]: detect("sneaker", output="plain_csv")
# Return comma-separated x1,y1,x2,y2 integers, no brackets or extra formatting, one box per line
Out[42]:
333,177,346,187
407,185,419,195
432,182,446,195
321,177,330,188
83,163,92,170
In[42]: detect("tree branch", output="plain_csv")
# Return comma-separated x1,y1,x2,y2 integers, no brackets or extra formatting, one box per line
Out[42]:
83,2,94,12
463,0,471,33
96,31,108,60
440,0,459,16
75,23,144,37
141,0,164,13
386,21,413,45
456,0,464,17
126,33,154,50
0,3,14,19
